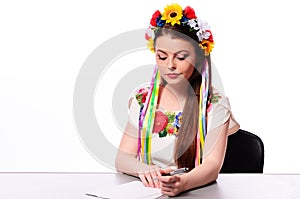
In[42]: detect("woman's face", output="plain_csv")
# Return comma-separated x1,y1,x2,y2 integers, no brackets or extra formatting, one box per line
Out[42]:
155,35,196,85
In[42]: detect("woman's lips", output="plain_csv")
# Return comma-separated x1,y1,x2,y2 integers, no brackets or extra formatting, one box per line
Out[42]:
166,73,180,79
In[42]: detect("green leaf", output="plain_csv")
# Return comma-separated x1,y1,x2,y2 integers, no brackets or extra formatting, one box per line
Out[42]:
166,112,175,123
159,130,167,137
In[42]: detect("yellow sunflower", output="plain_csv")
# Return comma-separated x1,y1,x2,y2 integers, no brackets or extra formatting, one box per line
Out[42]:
161,3,183,26
200,40,214,56
147,38,155,52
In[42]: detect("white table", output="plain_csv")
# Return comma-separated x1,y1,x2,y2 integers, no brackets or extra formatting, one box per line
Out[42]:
0,172,300,198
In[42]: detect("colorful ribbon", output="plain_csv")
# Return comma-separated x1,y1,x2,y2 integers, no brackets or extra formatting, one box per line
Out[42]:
138,65,160,164
195,59,209,165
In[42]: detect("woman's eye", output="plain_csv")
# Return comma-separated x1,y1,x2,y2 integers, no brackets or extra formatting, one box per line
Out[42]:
177,54,188,61
158,55,167,60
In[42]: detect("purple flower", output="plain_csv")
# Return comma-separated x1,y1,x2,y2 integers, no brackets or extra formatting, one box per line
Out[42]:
156,16,165,27
181,16,189,24
174,112,182,128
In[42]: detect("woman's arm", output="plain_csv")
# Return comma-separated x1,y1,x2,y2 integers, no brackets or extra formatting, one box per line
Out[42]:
115,121,147,176
159,120,229,196
115,121,161,188
183,120,229,189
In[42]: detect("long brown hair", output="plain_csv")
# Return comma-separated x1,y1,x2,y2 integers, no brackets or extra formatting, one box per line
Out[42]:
154,24,211,170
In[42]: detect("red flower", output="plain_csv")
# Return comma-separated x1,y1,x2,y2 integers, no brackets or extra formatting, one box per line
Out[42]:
150,10,161,26
141,92,147,103
137,87,148,94
184,6,197,19
145,33,150,40
167,124,175,135
153,111,169,133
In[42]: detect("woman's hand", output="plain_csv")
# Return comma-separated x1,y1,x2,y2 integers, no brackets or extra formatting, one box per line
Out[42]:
158,174,187,196
138,166,161,188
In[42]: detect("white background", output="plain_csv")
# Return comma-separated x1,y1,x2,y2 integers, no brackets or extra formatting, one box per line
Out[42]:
1,0,299,173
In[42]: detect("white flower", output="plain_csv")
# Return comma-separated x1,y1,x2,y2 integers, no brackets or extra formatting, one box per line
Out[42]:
196,19,211,41
196,30,211,41
197,19,210,33
202,31,211,39
196,31,203,41
146,26,155,40
187,19,199,30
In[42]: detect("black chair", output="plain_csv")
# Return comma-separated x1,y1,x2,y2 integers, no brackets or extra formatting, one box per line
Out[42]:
220,129,264,173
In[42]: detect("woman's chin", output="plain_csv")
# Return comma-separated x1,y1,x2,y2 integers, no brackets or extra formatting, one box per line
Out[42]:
164,77,189,86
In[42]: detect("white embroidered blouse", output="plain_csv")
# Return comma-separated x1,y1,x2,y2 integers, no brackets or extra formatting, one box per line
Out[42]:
127,87,240,168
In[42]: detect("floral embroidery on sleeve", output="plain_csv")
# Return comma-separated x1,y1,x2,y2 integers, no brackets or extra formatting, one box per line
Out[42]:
209,92,222,104
135,87,150,106
207,92,222,113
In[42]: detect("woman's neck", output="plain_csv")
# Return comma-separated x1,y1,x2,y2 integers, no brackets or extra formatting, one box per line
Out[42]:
164,82,189,110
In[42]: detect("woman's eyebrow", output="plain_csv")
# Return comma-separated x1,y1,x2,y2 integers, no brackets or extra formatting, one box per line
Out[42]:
156,49,167,54
157,49,190,54
175,50,190,54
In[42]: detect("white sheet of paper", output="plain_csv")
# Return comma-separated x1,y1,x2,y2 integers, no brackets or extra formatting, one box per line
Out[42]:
85,181,163,199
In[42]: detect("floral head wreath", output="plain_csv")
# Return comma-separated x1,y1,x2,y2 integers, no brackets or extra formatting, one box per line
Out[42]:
145,3,214,56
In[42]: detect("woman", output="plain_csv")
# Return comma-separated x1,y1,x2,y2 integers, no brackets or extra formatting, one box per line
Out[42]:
115,3,239,196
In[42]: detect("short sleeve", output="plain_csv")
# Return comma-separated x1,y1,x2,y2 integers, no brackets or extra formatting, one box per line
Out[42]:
127,87,150,130
203,89,240,157
127,96,141,129
207,89,240,136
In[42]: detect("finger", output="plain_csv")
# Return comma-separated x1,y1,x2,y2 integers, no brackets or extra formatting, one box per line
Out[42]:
156,169,162,177
152,176,160,188
150,171,160,188
159,175,176,183
161,186,174,192
159,176,180,189
138,174,150,187
160,180,175,189
160,167,174,176
145,172,155,188
161,188,177,197
160,183,173,189
164,167,175,173
155,170,162,188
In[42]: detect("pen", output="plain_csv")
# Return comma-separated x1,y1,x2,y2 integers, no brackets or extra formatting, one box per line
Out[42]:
162,167,189,176
85,193,109,199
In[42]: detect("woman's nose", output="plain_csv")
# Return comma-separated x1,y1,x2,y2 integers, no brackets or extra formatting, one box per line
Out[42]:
167,58,176,70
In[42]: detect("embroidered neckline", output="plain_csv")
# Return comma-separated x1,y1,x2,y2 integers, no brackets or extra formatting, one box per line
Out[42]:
153,110,182,137
135,87,222,138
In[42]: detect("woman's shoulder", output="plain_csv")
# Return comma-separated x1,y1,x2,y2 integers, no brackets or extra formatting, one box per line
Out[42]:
207,87,240,135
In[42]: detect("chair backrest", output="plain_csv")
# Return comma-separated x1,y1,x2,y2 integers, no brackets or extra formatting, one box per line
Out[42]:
220,129,264,173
